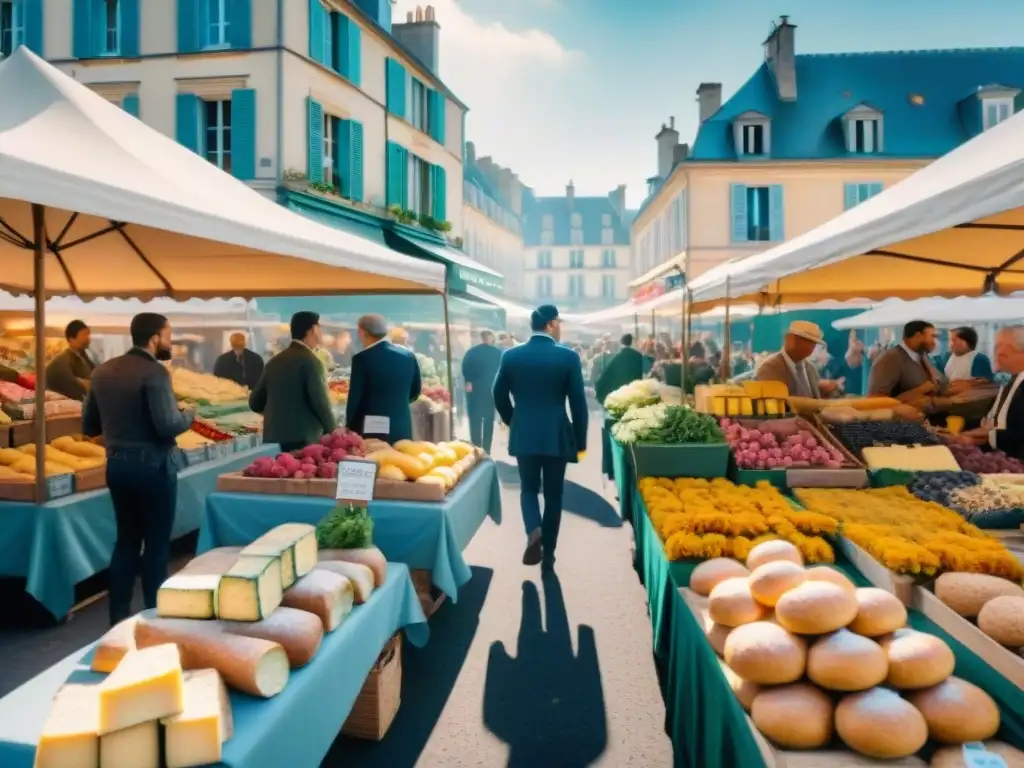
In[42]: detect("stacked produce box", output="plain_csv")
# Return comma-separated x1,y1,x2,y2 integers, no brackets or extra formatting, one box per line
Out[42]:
170,369,262,460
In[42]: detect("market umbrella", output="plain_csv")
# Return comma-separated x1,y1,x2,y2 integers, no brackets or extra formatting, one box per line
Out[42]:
833,295,1024,330
0,47,447,492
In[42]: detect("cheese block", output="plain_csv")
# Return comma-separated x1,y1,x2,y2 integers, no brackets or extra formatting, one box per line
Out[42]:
99,721,159,768
314,560,375,604
861,445,960,472
134,616,289,698
35,684,100,768
239,524,317,589
157,574,220,619
97,644,184,734
179,547,242,576
318,547,387,587
162,669,234,768
91,617,138,673
216,555,283,621
219,606,324,667
282,569,354,631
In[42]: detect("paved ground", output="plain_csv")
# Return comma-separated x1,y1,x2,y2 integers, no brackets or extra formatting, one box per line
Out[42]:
0,412,674,767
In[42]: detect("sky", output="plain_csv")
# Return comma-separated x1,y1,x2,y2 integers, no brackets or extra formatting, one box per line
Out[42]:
392,0,1024,208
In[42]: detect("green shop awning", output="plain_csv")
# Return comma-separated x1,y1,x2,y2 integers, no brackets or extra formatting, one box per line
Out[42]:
283,197,389,249
385,229,504,294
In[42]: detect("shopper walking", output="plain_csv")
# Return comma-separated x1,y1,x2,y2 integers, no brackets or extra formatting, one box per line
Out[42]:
493,305,588,569
82,313,195,626
462,329,503,453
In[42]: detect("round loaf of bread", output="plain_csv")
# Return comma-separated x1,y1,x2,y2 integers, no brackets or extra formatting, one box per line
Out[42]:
748,561,807,608
751,683,833,749
807,629,888,691
848,587,908,637
690,558,750,596
934,572,1024,618
908,676,1000,744
724,621,807,684
705,621,732,657
835,687,928,759
708,577,765,627
720,661,761,711
977,595,1024,647
930,741,1024,767
746,540,803,572
774,581,858,635
805,565,856,594
884,628,956,690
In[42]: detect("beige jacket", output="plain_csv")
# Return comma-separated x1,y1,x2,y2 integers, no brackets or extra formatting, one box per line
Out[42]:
756,351,821,398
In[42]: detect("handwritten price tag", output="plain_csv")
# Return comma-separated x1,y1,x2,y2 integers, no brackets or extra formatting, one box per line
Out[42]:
335,459,378,503
964,743,1008,768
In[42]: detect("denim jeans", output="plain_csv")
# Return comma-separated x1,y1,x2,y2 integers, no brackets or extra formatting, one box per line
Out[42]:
466,395,495,454
517,455,568,557
106,447,177,626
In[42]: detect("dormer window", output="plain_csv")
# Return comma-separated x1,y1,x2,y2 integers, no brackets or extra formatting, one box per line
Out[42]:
976,85,1020,131
732,111,770,158
842,104,884,154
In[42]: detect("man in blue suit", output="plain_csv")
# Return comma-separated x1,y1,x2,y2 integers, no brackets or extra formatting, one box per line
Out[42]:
462,329,503,453
346,314,422,444
493,305,588,568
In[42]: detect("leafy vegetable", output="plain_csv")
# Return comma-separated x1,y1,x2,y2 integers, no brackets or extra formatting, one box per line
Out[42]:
316,503,374,549
612,403,723,445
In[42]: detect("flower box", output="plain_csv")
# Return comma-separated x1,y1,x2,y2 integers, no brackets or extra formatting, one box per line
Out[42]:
627,442,731,479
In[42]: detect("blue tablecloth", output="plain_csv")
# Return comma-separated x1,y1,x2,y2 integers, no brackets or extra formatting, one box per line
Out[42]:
199,459,500,601
0,444,278,620
0,562,428,768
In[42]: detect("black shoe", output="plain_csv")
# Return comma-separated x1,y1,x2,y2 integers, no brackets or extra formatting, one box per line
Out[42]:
522,529,542,565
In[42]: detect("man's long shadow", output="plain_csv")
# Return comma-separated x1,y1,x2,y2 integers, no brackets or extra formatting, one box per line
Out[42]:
483,573,607,767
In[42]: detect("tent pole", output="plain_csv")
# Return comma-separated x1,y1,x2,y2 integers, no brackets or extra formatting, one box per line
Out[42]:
441,287,455,439
681,287,691,394
651,309,655,339
32,204,46,501
722,276,732,380
633,313,638,340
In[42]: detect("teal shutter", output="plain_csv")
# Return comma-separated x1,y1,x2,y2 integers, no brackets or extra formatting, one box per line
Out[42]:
429,91,446,144
336,14,361,85
307,97,324,183
768,184,784,241
73,0,94,58
175,93,201,153
387,141,409,207
230,89,256,179
178,0,199,53
228,0,252,49
867,182,883,199
431,164,447,221
843,183,859,211
730,184,748,243
121,94,140,117
339,120,364,201
386,58,407,118
121,0,140,56
23,0,43,55
308,0,324,63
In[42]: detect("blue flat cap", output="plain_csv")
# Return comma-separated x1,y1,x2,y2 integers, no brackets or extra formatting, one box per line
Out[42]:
530,304,560,332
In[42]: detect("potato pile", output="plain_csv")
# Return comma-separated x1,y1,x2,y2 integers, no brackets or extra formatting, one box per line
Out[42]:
935,572,1024,652
692,541,1015,761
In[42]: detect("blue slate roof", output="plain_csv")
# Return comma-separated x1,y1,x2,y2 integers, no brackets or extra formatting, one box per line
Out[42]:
522,190,630,247
690,47,1024,161
462,161,522,234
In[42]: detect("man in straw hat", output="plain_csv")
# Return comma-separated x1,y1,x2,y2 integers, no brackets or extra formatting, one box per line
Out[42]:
757,320,842,398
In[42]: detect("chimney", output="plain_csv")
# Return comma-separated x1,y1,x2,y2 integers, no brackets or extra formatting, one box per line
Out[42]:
764,15,797,102
673,143,689,165
655,116,680,180
352,0,392,33
696,83,722,123
509,173,523,216
391,4,441,74
566,180,575,206
465,140,476,165
608,184,626,218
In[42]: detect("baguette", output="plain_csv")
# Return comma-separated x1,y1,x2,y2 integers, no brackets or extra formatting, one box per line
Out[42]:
282,570,354,632
217,606,323,667
92,616,139,673
314,561,375,604
178,547,243,576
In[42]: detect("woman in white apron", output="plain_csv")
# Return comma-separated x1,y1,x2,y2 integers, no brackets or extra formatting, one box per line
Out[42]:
943,327,994,383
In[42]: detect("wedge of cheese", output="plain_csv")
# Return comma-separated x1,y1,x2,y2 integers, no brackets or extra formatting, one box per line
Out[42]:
162,669,234,768
239,524,316,589
157,574,220,619
99,720,159,768
35,684,100,768
97,643,184,735
91,617,138,673
217,555,283,621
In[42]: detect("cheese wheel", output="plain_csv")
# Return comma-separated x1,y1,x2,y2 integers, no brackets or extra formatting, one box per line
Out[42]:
977,595,1024,647
930,741,1024,768
92,616,139,673
750,683,833,749
883,628,956,690
724,621,807,685
805,565,856,594
707,577,765,627
314,560,375,604
934,572,1024,618
835,687,928,759
748,561,807,607
908,676,1000,744
317,547,387,588
690,558,749,597
719,660,760,711
848,587,908,637
807,629,888,691
705,621,732,656
774,581,858,635
745,540,803,572
281,569,354,632
218,606,323,667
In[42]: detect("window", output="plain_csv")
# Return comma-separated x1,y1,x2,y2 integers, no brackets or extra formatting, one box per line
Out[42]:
322,114,337,187
536,275,552,298
542,214,553,230
571,212,582,228
984,99,1013,131
599,228,612,245
569,250,583,269
851,118,878,153
602,275,616,299
569,275,584,297
601,249,616,268
408,154,432,216
410,79,429,133
742,124,764,155
537,250,552,269
202,99,231,172
570,228,583,246
844,182,883,210
540,231,553,246
98,0,121,54
323,8,333,69
601,213,611,226
0,0,23,58
204,0,230,49
746,186,770,242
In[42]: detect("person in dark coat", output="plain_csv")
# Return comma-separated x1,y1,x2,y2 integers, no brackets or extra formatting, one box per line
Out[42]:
462,329,503,453
493,305,588,570
345,314,422,444
82,313,195,626
212,332,264,390
249,311,335,452
594,333,647,406
956,326,1024,459
45,320,96,401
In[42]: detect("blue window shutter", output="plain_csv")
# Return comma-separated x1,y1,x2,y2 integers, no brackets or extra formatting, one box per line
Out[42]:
337,119,352,198
308,0,324,63
23,0,43,55
730,183,748,243
121,0,140,57
386,59,407,118
229,0,252,49
178,0,199,53
121,94,140,117
73,0,94,58
346,120,364,201
175,93,201,153
307,97,324,183
429,91,446,144
868,182,883,199
768,184,784,241
348,19,361,86
230,89,256,180
843,183,859,211
386,141,402,207
431,164,447,221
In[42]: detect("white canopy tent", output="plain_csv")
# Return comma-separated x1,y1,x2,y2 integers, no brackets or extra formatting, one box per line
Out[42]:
463,285,534,320
834,296,1024,330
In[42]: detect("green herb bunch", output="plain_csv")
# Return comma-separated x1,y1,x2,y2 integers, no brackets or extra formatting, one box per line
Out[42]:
316,503,374,549
644,405,724,445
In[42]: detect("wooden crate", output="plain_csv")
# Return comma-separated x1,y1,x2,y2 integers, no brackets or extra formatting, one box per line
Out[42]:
341,634,402,740
411,569,446,618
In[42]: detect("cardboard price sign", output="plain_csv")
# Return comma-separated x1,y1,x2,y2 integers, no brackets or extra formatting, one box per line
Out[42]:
963,744,1008,768
335,458,378,504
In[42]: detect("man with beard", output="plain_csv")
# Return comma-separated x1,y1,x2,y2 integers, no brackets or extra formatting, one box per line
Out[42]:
868,320,948,401
83,313,195,626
